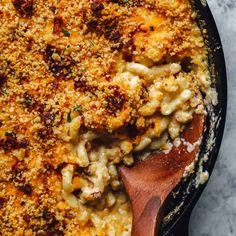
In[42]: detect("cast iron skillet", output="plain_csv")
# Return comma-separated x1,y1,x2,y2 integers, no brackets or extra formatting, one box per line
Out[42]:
159,1,227,235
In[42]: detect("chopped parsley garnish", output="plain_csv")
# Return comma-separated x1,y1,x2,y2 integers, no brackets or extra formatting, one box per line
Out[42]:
67,111,72,122
1,87,7,95
5,131,13,137
73,106,83,112
62,44,71,56
25,99,31,108
62,29,71,37
88,40,95,46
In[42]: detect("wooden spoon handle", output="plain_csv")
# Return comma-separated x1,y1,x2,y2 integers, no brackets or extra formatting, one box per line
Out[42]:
131,192,164,236
131,195,191,236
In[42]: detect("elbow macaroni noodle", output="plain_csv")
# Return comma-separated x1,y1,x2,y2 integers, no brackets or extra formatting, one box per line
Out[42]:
49,52,211,235
61,58,210,213
60,49,212,235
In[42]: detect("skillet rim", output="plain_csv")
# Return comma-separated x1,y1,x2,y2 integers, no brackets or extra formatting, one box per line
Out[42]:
160,0,228,235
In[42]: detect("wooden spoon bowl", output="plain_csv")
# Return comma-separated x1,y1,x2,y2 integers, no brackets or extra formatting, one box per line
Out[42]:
119,114,204,236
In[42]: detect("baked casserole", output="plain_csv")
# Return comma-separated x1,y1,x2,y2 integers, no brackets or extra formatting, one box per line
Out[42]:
0,0,215,235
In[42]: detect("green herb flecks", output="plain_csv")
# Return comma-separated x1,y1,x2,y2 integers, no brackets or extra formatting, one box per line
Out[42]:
88,40,95,47
25,99,31,108
62,29,71,37
5,131,13,137
1,87,7,95
67,111,72,123
73,106,83,112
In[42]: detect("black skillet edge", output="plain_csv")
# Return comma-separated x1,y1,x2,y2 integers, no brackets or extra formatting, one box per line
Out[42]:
160,1,227,235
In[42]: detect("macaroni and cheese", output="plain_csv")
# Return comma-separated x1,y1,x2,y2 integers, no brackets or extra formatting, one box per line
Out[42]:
0,0,213,235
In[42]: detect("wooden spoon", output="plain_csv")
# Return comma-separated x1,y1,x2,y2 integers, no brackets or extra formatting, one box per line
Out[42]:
119,114,204,236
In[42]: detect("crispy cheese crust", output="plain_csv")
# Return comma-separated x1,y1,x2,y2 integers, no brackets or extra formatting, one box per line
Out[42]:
0,0,211,235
